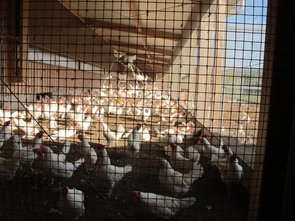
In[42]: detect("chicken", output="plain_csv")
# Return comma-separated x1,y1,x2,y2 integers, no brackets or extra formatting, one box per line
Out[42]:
25,103,42,120
12,134,38,172
157,157,203,196
78,134,97,171
211,152,244,192
143,107,151,122
76,114,93,132
169,143,195,171
59,186,85,220
57,103,72,119
184,145,201,162
95,145,132,197
141,127,151,142
41,101,58,120
58,140,72,162
32,131,44,148
49,116,59,132
0,121,13,148
101,122,125,147
131,191,196,218
156,130,183,147
164,143,184,158
197,137,225,158
33,145,84,179
50,122,76,140
0,145,21,180
13,117,40,137
127,124,142,154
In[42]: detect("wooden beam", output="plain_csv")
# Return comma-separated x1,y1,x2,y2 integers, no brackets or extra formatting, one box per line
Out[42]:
167,1,203,70
20,0,30,82
108,40,173,56
136,63,164,72
85,18,181,41
57,0,169,74
127,0,153,69
57,0,86,23
135,54,170,65
57,0,109,44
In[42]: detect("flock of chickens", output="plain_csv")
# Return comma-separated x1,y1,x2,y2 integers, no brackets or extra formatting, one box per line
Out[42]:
0,82,244,220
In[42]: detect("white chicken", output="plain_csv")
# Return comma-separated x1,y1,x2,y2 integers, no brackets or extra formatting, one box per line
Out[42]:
211,152,244,192
143,107,151,122
197,136,225,158
141,127,151,142
76,114,93,132
50,122,76,141
163,143,184,158
33,145,84,179
101,122,125,147
13,117,40,137
0,145,21,180
95,145,132,197
127,124,142,154
169,143,195,171
0,121,13,148
78,134,97,171
131,191,196,218
157,157,203,196
59,186,85,220
12,134,39,171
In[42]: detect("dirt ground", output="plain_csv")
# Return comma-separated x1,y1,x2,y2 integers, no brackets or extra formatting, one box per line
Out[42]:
0,109,250,221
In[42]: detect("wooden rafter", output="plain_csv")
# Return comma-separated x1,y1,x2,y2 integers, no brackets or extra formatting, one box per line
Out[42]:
135,55,170,65
57,0,109,44
127,0,154,69
108,40,173,56
57,0,170,73
85,18,181,41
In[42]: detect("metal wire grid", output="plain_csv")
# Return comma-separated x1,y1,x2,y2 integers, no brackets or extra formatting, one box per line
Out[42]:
0,0,270,220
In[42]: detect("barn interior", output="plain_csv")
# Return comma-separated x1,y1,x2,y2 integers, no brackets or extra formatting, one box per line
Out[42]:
1,0,293,221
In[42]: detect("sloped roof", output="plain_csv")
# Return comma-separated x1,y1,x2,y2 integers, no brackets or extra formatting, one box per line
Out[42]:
29,0,242,76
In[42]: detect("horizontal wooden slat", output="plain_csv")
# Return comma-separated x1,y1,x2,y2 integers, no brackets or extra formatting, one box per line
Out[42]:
108,40,173,56
85,18,181,41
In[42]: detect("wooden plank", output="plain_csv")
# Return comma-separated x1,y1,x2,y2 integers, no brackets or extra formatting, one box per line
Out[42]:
166,0,204,70
19,0,30,83
85,18,181,40
108,40,173,56
57,0,109,44
135,54,170,65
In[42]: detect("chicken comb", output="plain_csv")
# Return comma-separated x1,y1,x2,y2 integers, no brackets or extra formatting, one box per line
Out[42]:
197,136,203,145
156,157,164,167
4,121,10,126
131,191,140,200
195,129,202,137
229,153,238,163
78,134,83,141
37,131,44,138
60,186,69,197
96,143,105,150
221,144,228,152
170,143,177,149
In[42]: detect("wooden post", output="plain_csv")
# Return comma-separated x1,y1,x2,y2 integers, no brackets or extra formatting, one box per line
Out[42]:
19,0,30,83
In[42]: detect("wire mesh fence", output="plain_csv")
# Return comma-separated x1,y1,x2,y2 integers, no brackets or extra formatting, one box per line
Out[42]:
0,0,272,220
